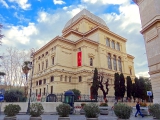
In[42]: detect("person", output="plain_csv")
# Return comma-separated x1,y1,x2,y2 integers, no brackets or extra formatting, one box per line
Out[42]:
135,102,144,118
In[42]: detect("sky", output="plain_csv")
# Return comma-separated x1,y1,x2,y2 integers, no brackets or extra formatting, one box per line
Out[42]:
0,0,149,78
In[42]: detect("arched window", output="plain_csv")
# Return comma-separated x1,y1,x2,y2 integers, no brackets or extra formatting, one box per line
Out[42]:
118,57,122,72
52,57,54,65
113,55,117,71
116,42,120,51
46,59,48,68
106,38,110,47
90,58,93,66
108,53,112,69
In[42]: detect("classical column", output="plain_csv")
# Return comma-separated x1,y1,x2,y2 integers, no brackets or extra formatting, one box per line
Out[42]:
133,0,160,103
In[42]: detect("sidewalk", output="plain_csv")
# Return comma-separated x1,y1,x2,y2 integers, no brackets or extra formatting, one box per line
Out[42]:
0,111,154,120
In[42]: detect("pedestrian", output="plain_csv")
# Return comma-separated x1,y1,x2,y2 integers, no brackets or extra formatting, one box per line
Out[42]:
135,101,144,118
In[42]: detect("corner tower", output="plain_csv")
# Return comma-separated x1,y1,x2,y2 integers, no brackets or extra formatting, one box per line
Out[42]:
133,0,160,103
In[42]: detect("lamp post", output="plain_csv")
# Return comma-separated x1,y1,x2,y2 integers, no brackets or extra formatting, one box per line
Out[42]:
26,48,35,114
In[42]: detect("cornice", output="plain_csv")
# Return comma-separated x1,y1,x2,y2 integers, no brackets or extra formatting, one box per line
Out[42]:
141,19,160,34
127,54,135,59
149,69,160,75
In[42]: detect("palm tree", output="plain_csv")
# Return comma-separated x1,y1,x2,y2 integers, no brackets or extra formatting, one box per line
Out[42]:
22,61,31,98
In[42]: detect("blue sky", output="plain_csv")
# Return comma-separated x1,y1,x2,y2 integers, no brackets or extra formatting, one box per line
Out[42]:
0,0,149,77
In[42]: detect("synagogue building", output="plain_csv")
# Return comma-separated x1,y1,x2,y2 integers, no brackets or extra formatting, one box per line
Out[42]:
31,9,135,97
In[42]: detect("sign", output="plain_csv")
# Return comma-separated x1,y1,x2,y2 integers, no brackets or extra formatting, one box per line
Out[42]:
0,94,4,102
77,52,82,66
147,91,152,96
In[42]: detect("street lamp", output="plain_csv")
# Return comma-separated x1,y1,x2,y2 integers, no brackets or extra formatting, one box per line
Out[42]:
26,48,35,114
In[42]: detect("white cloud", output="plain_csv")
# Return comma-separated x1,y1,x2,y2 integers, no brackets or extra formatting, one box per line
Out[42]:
2,23,38,46
63,6,68,10
37,11,60,23
53,0,65,5
66,8,82,17
1,2,149,77
8,0,31,10
0,0,9,8
81,0,130,5
136,71,150,78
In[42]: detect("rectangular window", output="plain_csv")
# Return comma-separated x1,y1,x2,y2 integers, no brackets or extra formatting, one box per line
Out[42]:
52,57,54,65
43,79,46,84
43,88,46,95
117,43,120,51
65,76,67,82
51,76,54,82
112,41,115,49
39,88,41,95
60,75,63,81
79,76,82,82
36,81,38,86
39,64,40,71
51,86,53,94
46,60,48,68
69,76,71,82
39,80,42,85
106,38,110,47
90,58,93,66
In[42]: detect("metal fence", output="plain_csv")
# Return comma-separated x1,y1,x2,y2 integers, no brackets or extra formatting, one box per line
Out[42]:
28,93,116,103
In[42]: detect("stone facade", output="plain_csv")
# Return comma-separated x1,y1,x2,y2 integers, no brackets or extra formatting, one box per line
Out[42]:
29,9,135,97
133,0,160,103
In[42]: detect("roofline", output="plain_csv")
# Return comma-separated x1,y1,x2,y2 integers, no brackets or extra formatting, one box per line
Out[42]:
35,36,75,55
63,25,127,42
62,15,109,33
35,36,98,55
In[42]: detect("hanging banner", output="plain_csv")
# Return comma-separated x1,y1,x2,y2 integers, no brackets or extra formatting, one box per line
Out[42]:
77,52,82,66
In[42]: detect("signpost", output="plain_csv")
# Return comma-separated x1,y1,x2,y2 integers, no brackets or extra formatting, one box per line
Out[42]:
147,91,152,105
0,94,4,115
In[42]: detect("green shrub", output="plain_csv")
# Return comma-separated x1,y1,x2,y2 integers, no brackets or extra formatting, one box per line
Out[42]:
114,103,132,119
83,103,100,118
4,89,26,102
30,103,44,117
148,103,160,119
70,89,81,101
56,103,71,117
99,102,108,106
4,104,21,116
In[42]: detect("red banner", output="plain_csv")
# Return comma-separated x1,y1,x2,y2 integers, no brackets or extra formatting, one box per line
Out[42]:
77,52,82,66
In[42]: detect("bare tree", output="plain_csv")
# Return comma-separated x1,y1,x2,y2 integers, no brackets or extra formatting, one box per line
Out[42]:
0,24,4,59
98,73,109,102
0,47,30,87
